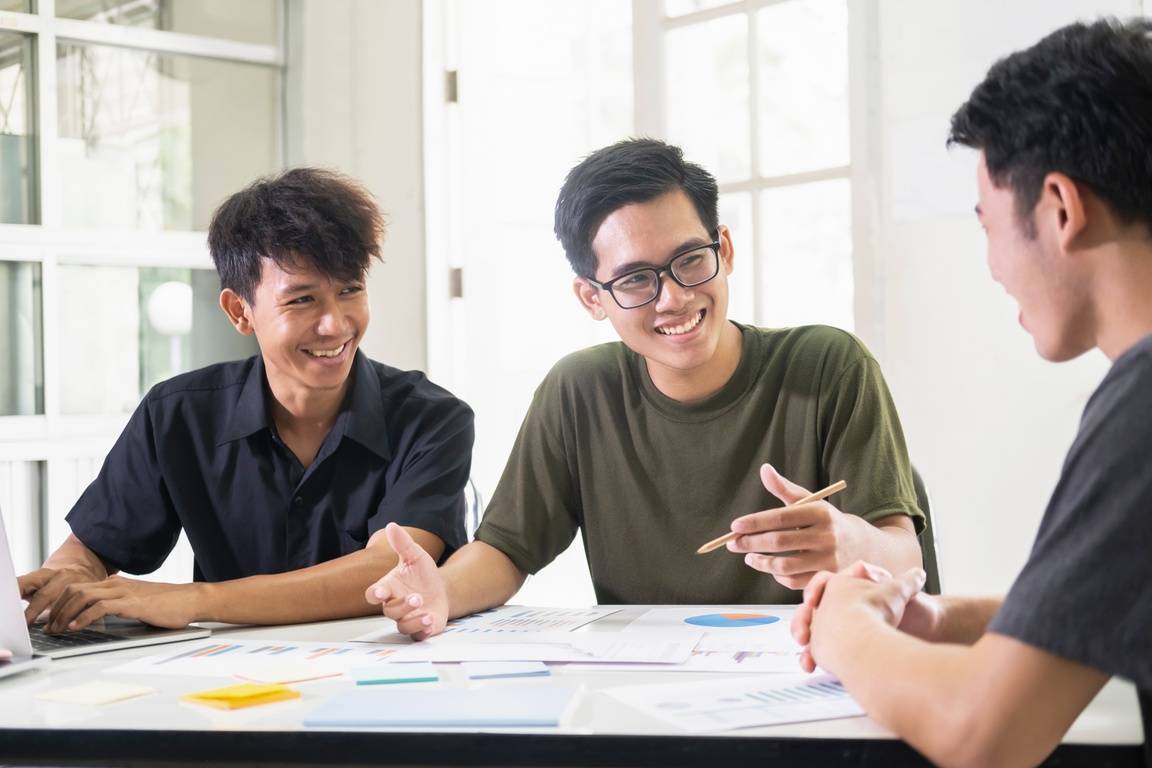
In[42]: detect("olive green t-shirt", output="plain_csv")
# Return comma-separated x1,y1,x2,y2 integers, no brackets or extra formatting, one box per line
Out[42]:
474,323,923,604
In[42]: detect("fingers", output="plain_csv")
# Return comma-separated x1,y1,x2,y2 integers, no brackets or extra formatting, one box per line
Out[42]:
383,523,425,564
64,598,121,632
759,463,812,505
742,551,826,578
874,567,927,625
17,568,52,599
726,525,828,554
22,571,81,625
365,578,392,606
730,502,825,536
0,648,12,661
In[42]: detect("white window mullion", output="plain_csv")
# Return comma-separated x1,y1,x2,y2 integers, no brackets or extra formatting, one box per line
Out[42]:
34,0,59,229
631,0,664,137
38,251,60,420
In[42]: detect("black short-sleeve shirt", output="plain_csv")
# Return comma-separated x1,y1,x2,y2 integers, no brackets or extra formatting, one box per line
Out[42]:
66,351,474,582
989,333,1152,749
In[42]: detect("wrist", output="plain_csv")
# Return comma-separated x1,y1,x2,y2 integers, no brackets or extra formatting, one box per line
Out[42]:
189,581,218,624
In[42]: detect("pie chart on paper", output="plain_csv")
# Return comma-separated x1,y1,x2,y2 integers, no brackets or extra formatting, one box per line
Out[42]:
683,612,780,628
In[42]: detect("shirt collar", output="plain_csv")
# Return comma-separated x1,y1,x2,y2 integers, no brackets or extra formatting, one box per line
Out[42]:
218,355,273,444
216,351,392,461
341,350,392,461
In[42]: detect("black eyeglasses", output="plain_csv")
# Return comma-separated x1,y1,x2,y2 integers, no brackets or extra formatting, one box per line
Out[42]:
586,233,722,310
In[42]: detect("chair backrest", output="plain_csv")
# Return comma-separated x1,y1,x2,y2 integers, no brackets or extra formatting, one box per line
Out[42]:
911,464,942,595
464,477,484,542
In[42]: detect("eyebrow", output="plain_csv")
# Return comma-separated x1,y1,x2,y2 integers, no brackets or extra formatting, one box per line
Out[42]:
609,236,714,279
277,282,320,297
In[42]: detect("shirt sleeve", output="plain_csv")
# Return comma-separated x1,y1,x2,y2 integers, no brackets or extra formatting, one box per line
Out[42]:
367,398,475,561
65,394,181,575
820,354,925,532
989,361,1152,690
473,372,580,575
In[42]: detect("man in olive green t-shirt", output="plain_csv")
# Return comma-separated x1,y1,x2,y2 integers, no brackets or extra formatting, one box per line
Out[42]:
368,139,924,637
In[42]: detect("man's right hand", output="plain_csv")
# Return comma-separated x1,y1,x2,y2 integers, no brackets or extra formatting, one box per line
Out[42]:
364,523,449,640
18,563,108,625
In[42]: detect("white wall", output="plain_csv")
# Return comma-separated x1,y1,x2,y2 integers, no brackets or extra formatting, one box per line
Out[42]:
853,0,1138,594
289,0,427,372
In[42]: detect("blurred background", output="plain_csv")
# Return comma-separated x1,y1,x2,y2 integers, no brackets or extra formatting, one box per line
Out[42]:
0,0,1135,604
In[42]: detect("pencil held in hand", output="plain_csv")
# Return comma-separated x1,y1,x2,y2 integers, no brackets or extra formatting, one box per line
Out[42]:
695,479,848,554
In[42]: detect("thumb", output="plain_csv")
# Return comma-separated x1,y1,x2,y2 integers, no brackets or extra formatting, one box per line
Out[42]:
760,463,811,505
384,522,424,564
882,567,927,611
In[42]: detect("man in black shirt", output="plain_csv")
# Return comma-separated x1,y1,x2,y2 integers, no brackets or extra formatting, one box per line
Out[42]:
791,18,1152,766
18,168,474,630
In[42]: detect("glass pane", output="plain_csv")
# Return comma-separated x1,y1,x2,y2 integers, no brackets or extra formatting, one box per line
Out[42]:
0,261,43,416
56,0,279,45
665,0,737,17
0,32,36,224
57,265,258,415
758,178,853,331
0,1,30,12
0,460,45,575
666,14,749,183
757,0,849,176
719,191,754,323
57,43,280,231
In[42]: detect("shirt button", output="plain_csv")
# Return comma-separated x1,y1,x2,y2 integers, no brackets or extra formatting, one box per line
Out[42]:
293,496,304,507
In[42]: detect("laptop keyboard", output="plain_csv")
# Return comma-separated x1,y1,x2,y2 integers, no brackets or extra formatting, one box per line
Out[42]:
29,623,121,652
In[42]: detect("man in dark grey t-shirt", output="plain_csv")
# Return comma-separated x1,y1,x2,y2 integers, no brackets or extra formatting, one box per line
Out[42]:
791,18,1152,767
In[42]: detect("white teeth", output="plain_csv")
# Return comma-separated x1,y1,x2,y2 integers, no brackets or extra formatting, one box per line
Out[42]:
305,343,346,358
655,310,704,336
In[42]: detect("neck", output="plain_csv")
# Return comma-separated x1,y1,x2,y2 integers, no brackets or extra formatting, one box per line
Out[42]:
647,321,744,402
1093,240,1152,361
264,367,349,437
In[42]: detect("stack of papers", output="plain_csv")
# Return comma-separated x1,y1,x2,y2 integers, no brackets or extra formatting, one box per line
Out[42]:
303,686,577,728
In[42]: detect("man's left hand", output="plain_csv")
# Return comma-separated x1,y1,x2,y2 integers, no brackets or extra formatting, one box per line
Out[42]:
726,463,867,589
42,576,203,633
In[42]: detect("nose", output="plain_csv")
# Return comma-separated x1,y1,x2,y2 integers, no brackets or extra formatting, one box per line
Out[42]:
653,272,693,313
315,300,349,337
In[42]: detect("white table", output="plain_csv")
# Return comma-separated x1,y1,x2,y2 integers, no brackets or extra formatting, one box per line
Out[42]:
0,607,1143,767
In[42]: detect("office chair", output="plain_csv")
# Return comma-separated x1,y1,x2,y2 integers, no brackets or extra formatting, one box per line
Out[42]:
911,464,942,595
465,477,484,542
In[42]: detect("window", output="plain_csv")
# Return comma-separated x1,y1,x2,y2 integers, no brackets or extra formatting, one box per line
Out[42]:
0,1,283,575
644,0,852,330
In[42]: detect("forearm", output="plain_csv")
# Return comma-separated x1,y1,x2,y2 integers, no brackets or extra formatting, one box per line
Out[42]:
930,595,1002,645
43,534,113,578
850,517,922,575
441,541,526,619
830,613,990,766
195,545,399,625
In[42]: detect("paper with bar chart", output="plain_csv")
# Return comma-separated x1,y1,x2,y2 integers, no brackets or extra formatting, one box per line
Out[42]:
604,674,863,732
351,605,620,644
107,640,404,682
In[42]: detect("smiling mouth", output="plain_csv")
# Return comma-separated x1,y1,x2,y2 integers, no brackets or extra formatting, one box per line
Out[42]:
655,309,705,336
303,341,348,358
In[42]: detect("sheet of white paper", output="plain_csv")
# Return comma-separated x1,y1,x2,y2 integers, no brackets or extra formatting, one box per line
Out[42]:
385,635,699,664
106,640,405,679
461,661,550,679
604,673,863,732
37,681,156,705
350,605,620,643
614,606,803,671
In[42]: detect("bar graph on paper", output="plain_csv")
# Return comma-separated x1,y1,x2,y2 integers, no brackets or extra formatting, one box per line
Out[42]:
107,640,402,680
605,674,864,732
441,606,620,634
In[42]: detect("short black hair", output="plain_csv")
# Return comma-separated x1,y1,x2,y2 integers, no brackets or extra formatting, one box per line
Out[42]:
949,17,1152,236
554,138,719,278
208,167,385,302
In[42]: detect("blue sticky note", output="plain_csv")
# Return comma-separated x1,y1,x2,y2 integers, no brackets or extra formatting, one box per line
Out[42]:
303,686,576,728
350,662,439,686
462,661,550,680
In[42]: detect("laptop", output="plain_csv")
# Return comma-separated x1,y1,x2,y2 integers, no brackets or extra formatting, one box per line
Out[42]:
0,506,210,659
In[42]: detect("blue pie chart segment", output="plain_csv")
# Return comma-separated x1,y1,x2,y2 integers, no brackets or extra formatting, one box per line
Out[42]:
684,613,780,628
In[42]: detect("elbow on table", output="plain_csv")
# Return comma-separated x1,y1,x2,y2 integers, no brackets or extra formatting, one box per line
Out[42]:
923,707,1059,768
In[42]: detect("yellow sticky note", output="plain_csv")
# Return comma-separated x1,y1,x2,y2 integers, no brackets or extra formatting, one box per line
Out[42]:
182,682,301,710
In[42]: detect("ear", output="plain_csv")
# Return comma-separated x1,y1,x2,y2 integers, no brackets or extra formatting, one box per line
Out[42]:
717,224,735,276
1038,172,1088,252
219,288,255,335
573,277,607,321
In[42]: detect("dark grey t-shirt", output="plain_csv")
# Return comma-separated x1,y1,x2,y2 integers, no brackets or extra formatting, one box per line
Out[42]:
990,333,1152,745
